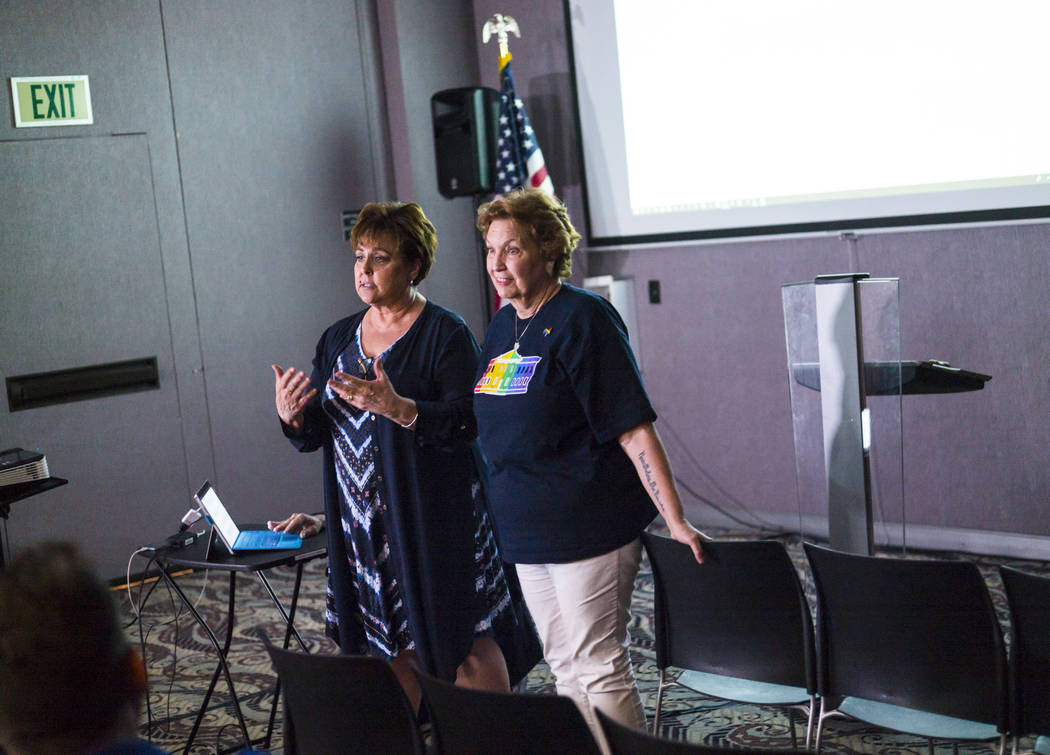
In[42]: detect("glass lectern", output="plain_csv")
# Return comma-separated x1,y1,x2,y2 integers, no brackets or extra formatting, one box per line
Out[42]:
782,274,991,555
782,274,904,555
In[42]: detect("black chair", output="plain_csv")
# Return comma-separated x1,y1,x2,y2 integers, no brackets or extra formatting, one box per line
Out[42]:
265,643,425,755
641,533,816,749
804,543,1008,754
597,708,805,754
412,665,602,755
999,565,1050,755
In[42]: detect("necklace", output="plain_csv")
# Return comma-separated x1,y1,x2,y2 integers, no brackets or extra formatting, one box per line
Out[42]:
514,282,560,351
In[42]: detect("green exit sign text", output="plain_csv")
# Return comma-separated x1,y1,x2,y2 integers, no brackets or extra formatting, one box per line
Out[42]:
10,75,93,128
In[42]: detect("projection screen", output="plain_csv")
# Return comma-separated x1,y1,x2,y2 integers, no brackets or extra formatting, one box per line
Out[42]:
566,0,1050,245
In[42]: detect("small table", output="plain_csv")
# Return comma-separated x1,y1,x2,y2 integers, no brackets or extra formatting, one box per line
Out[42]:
0,477,68,569
152,526,326,754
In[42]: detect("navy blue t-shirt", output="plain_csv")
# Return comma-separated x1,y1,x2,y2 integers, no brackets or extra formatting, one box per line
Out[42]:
474,283,657,563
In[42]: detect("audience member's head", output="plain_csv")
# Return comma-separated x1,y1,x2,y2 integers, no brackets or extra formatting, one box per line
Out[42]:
0,542,147,755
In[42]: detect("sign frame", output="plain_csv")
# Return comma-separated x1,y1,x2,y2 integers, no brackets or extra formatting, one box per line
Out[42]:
10,75,93,128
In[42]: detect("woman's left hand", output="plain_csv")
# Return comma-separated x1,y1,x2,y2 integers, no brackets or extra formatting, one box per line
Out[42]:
328,357,417,426
668,520,711,564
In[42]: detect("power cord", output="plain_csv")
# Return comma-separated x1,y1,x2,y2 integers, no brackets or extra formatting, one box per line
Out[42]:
657,411,784,532
123,508,212,744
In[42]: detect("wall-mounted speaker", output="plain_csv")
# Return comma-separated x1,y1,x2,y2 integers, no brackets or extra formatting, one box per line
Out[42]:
430,87,499,198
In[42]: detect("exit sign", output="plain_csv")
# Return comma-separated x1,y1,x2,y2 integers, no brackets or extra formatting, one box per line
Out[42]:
10,75,93,127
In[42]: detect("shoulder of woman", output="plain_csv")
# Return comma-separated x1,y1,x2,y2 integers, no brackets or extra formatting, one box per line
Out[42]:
558,284,624,329
422,300,465,327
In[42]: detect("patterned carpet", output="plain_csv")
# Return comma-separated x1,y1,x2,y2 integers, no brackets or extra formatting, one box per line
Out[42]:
123,530,1050,754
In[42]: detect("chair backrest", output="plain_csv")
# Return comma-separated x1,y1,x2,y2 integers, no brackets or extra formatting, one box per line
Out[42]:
597,708,804,755
804,543,1007,728
413,666,602,755
266,644,424,755
999,565,1050,736
640,532,815,691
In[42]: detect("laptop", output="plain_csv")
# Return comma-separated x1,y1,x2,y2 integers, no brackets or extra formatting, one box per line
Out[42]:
193,480,302,554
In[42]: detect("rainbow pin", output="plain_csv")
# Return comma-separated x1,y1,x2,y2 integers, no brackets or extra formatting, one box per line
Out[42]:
543,328,552,336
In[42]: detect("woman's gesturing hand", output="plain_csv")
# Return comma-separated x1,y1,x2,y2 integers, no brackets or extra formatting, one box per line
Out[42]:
272,364,318,430
328,357,417,427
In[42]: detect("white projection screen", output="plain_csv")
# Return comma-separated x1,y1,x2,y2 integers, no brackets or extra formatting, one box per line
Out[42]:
566,0,1050,245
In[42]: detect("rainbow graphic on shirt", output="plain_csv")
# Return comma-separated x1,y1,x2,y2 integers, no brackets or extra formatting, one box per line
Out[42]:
474,350,542,395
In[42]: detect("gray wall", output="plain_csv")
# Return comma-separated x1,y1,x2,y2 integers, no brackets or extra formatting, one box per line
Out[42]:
471,0,1050,555
0,0,401,576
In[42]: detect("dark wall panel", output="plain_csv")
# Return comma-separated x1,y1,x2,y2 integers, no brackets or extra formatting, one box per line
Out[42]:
0,136,189,569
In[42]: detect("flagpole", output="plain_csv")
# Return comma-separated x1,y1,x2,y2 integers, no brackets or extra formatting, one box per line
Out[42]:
481,13,522,320
478,13,554,321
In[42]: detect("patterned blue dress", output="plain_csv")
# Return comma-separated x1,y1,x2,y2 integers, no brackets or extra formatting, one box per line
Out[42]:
321,324,512,658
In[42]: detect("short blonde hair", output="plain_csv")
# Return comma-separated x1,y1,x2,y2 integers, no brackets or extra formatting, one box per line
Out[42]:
476,189,580,279
351,202,437,285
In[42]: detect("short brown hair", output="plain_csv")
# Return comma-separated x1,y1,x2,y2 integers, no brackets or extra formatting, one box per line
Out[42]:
0,543,138,754
476,189,580,279
350,201,437,285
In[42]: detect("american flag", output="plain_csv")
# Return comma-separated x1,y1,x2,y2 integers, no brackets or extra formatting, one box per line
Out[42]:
494,55,554,196
489,53,554,314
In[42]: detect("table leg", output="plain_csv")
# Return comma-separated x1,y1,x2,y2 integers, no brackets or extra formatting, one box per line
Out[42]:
160,569,252,754
255,566,309,651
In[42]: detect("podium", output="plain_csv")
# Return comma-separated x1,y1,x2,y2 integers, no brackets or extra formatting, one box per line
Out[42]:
782,275,990,555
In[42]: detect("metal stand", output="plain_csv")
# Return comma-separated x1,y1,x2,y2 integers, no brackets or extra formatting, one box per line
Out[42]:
151,528,325,753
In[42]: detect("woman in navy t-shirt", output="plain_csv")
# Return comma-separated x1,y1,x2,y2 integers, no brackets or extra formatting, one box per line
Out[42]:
474,189,707,734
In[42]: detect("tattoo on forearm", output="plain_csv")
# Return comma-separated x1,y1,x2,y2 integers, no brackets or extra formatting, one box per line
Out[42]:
638,450,667,514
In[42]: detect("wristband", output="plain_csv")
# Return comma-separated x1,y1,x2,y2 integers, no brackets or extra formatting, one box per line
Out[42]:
399,411,419,429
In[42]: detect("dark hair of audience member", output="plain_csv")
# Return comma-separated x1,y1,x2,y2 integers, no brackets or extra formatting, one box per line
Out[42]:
0,542,147,755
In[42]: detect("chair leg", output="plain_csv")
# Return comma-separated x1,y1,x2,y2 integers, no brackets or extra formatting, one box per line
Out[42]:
787,707,798,750
653,669,667,733
814,697,828,754
805,695,816,751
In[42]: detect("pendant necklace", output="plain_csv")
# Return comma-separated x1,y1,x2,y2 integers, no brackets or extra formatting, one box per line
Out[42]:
514,282,559,351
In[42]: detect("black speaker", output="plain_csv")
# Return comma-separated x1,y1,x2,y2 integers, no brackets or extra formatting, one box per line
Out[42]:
431,87,500,198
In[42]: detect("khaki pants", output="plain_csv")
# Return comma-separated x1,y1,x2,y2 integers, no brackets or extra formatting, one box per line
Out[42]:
516,538,646,737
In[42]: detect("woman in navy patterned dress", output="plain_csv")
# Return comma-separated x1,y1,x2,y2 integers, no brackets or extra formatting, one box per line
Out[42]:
270,202,538,711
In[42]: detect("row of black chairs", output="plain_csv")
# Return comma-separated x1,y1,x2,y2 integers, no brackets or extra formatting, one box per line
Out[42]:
266,642,796,755
265,533,1050,754
643,531,1050,755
